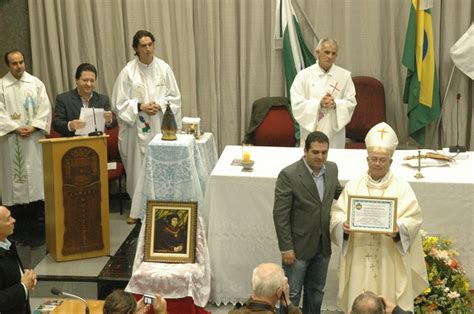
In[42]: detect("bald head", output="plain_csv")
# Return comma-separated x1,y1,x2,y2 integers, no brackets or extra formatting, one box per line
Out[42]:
251,263,285,299
351,291,385,314
0,206,15,241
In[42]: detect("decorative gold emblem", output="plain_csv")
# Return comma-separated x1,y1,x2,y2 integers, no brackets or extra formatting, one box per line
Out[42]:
10,112,21,120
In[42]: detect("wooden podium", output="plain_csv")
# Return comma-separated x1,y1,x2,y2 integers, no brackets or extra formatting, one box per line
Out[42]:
40,135,110,262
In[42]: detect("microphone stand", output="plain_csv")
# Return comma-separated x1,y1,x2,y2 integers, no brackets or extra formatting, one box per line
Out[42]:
51,287,90,314
88,106,103,136
449,93,466,153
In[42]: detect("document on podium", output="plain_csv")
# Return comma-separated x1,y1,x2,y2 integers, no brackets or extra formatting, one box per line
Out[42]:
76,107,105,135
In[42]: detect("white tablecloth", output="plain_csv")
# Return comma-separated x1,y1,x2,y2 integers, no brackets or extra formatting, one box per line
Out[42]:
202,145,474,308
130,133,217,219
126,133,218,307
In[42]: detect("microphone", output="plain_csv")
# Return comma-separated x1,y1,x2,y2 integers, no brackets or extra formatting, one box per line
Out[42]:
449,93,466,153
88,105,103,136
51,287,90,314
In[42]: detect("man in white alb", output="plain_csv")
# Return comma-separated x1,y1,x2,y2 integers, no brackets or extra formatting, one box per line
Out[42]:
112,30,181,224
329,122,428,312
0,50,51,247
291,38,357,148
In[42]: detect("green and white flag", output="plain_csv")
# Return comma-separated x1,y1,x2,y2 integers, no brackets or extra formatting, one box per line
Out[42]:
450,23,474,80
274,0,315,98
274,0,315,141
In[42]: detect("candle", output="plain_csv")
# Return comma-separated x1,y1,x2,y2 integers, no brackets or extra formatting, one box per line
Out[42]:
243,150,251,162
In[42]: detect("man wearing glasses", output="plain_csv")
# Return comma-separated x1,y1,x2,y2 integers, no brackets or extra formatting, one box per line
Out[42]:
330,122,428,313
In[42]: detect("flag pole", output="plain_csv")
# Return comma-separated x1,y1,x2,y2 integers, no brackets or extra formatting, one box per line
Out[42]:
291,0,319,43
431,63,456,149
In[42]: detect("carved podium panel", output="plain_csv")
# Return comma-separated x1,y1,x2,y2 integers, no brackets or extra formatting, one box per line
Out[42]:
40,136,110,262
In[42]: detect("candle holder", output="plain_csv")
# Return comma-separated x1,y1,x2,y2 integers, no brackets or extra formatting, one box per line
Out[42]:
414,150,424,179
241,160,255,171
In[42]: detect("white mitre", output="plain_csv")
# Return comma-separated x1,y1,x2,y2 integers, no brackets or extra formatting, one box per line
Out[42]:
365,122,399,156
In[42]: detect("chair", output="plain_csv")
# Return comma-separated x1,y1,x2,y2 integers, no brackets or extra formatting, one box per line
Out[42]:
47,110,61,138
345,76,386,149
243,96,296,147
105,124,125,214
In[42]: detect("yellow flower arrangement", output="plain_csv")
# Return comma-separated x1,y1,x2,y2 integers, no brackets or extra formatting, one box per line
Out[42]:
414,230,472,313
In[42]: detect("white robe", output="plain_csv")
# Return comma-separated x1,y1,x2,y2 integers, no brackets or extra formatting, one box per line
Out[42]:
291,62,357,148
111,57,181,197
330,171,428,312
0,71,51,205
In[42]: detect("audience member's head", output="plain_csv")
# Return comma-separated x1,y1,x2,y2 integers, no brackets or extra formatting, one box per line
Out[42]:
0,205,15,241
251,263,287,306
103,290,136,314
351,291,385,314
103,289,167,314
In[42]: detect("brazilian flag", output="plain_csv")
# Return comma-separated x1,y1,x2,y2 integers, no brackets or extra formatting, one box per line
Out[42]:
402,0,441,147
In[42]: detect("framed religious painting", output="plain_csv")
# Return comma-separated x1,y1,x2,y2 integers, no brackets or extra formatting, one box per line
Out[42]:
347,195,397,234
144,201,198,263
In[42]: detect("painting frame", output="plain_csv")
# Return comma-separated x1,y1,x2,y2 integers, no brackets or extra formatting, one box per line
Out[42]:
144,200,198,263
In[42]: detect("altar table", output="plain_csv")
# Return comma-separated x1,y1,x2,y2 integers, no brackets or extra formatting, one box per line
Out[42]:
202,146,474,309
130,133,218,219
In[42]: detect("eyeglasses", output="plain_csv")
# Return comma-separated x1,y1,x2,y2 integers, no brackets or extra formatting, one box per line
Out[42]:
368,156,390,165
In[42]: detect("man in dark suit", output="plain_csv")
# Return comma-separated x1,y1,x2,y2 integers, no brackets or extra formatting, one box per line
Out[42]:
273,131,342,314
0,205,37,314
53,63,116,136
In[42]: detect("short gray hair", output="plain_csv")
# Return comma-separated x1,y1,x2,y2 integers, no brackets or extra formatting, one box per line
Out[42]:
316,38,339,52
251,263,285,298
351,291,385,314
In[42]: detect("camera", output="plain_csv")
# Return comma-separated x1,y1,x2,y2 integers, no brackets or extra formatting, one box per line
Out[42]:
144,295,155,305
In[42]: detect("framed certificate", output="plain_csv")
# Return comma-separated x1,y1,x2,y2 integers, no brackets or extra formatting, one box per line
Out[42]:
347,195,397,233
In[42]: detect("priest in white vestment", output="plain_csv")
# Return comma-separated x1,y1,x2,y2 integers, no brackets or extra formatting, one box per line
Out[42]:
0,50,51,248
291,38,356,148
0,50,51,206
330,122,428,312
112,30,181,223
